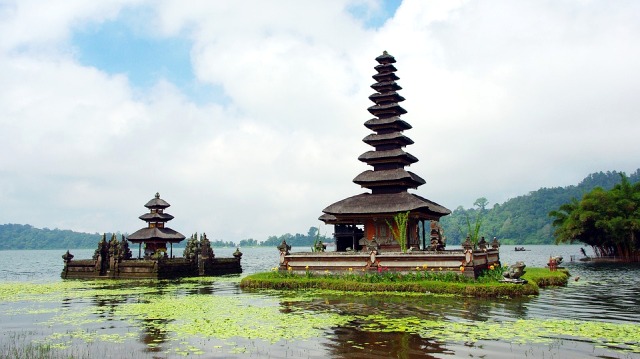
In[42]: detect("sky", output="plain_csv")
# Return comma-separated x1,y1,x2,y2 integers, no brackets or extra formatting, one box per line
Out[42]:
1,0,639,243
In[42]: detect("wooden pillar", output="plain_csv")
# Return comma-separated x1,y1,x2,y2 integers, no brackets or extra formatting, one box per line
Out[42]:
352,224,357,251
421,220,426,250
138,243,141,259
170,243,173,258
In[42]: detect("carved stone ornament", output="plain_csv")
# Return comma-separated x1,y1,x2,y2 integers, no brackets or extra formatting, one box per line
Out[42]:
464,248,473,264
369,250,378,266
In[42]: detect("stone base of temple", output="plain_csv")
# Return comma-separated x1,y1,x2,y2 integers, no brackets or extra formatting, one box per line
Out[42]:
61,257,242,279
279,249,500,279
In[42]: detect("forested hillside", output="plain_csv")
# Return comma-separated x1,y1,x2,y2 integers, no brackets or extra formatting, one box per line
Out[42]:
3,170,639,249
0,224,102,250
256,226,333,248
440,170,640,245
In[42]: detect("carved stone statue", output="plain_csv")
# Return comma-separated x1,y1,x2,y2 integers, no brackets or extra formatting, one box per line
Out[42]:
200,233,215,259
491,237,500,250
277,239,291,255
62,250,74,264
366,237,379,252
478,236,487,251
183,233,199,261
461,236,473,251
503,261,526,279
119,235,132,260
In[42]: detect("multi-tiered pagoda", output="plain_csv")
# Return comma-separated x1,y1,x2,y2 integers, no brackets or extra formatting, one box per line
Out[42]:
320,51,451,251
127,192,186,258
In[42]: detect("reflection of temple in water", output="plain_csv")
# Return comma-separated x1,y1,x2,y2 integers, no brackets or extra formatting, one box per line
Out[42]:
325,327,453,359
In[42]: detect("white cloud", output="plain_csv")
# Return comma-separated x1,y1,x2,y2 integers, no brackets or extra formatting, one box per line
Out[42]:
1,0,639,242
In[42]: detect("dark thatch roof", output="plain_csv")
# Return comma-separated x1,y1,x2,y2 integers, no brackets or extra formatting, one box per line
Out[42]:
364,116,412,130
353,168,426,186
144,193,171,209
372,72,400,82
368,91,405,104
362,132,414,146
139,212,175,221
375,63,397,72
368,102,407,113
321,191,450,219
376,51,396,63
127,227,186,243
358,149,418,164
371,81,402,92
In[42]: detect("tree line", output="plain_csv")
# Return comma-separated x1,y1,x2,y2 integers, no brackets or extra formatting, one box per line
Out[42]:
0,224,104,250
239,226,332,248
3,170,638,250
0,224,332,250
439,169,640,245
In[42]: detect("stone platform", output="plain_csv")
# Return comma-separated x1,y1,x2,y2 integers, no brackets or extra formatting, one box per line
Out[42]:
279,249,500,278
61,251,242,279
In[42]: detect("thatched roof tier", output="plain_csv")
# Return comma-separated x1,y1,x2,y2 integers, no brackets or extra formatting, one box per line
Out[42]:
367,103,407,118
358,149,418,165
127,227,186,243
371,81,402,93
368,91,405,105
139,212,175,222
375,62,397,72
320,192,450,222
372,72,399,82
145,192,170,209
363,132,414,147
353,168,425,188
375,51,396,64
364,117,412,132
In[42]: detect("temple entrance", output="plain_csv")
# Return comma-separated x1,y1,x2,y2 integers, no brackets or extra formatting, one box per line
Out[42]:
334,224,364,252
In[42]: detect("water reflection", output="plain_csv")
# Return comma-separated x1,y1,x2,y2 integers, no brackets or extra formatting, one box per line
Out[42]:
528,261,640,324
324,327,452,359
140,318,171,353
2,246,640,358
280,291,534,324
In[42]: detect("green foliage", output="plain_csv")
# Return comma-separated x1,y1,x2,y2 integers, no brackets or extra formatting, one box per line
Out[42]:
262,226,332,247
465,201,485,246
549,173,640,260
238,238,258,247
441,169,640,245
386,211,410,252
239,269,558,298
0,224,105,250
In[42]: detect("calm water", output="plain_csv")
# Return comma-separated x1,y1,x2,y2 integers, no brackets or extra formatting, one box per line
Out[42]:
1,245,639,358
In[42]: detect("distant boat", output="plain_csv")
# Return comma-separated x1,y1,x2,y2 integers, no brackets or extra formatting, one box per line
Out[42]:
514,247,528,251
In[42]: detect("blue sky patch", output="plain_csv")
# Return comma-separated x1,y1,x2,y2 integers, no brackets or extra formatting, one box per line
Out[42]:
71,8,226,105
348,0,402,29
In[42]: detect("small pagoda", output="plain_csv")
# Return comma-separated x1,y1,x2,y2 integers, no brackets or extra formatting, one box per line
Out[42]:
319,51,451,251
61,192,242,279
127,192,185,259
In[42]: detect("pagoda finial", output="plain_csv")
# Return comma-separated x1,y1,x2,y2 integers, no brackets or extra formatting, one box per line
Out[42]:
383,50,388,55
155,192,160,199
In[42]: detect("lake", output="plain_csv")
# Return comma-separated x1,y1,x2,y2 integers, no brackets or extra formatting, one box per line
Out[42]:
1,245,639,358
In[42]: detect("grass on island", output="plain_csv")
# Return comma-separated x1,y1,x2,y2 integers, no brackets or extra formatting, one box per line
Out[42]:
240,266,570,298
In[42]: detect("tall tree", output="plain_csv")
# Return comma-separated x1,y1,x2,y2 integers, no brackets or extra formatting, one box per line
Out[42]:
549,173,640,261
